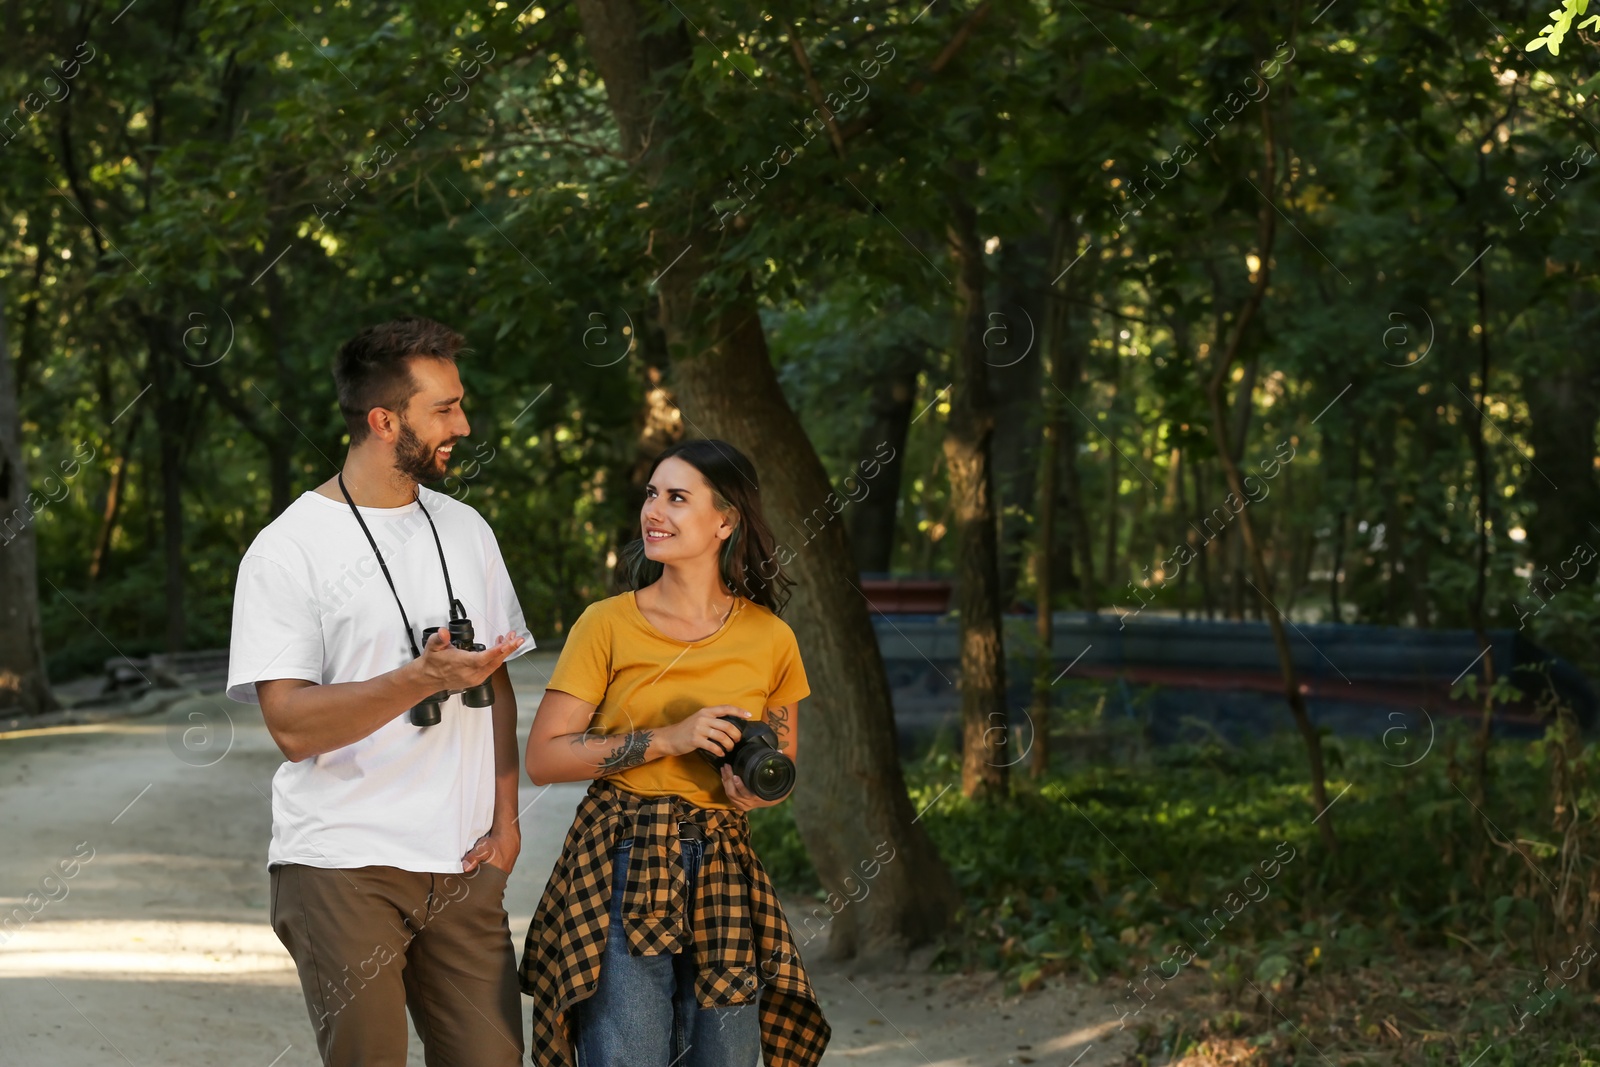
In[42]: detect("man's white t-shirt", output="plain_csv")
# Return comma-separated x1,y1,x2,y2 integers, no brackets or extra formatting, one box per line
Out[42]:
225,486,533,873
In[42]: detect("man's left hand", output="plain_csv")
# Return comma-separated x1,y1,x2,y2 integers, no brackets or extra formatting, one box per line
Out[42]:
462,823,520,875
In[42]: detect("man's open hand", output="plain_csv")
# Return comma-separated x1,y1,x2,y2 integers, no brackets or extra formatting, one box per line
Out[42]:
414,628,524,693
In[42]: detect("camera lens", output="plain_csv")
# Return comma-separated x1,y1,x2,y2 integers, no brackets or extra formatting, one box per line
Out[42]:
695,715,797,801
749,754,795,800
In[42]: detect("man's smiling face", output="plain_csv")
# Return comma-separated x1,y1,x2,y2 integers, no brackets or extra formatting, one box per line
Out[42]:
391,356,471,484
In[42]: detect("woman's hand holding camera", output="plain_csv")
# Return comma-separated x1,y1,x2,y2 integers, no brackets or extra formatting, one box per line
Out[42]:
660,705,750,758
720,763,784,812
413,628,525,692
658,707,784,811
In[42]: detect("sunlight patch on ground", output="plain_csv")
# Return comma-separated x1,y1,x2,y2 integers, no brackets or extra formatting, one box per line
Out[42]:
0,722,172,741
0,920,297,981
826,1012,1123,1064
1032,1017,1131,1052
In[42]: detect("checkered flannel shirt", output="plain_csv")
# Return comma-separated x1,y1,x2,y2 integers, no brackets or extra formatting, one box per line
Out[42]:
520,777,831,1067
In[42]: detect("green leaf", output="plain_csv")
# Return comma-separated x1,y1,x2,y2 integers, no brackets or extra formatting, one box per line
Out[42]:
1255,954,1292,987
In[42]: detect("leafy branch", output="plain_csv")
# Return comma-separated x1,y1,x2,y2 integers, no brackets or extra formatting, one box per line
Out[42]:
1526,0,1599,55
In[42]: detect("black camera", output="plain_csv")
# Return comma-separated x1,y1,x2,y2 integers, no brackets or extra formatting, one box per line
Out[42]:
697,716,796,801
410,618,495,728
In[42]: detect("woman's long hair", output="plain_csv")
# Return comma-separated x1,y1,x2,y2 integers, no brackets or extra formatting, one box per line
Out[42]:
614,439,795,614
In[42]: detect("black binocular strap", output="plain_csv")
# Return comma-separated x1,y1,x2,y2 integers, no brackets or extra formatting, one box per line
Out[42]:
337,473,462,659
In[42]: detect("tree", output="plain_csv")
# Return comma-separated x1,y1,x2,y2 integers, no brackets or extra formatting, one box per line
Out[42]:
944,186,1010,800
0,289,58,719
571,0,960,963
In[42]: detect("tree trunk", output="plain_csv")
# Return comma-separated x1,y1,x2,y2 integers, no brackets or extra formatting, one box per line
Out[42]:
1468,218,1497,802
1102,429,1119,596
1063,418,1098,612
1058,299,1097,613
574,0,961,966
1203,93,1335,849
0,286,59,718
266,265,293,517
847,340,922,576
1031,419,1057,779
1220,353,1260,622
1378,432,1404,625
1030,219,1078,779
1523,279,1600,588
13,215,50,399
1328,418,1361,624
88,407,142,585
1176,448,1192,618
1193,458,1218,619
991,233,1048,608
944,186,1010,802
149,326,187,652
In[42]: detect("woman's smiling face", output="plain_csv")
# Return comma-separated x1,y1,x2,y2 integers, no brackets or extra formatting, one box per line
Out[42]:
640,456,734,564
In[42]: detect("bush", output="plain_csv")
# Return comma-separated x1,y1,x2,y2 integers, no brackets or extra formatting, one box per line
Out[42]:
755,722,1600,1009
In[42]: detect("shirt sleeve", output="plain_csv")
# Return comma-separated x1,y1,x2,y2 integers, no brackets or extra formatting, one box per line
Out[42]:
225,554,326,705
478,518,535,661
768,619,811,707
545,603,613,705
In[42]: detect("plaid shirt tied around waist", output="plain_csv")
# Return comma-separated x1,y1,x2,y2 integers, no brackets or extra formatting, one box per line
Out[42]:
519,777,831,1067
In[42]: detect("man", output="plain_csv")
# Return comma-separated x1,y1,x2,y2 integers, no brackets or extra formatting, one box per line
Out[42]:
226,316,531,1066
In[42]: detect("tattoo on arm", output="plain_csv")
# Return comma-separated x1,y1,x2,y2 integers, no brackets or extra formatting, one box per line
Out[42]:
596,731,652,775
767,704,791,747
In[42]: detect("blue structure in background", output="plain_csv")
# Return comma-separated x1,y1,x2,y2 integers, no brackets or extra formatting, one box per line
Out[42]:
869,612,1596,751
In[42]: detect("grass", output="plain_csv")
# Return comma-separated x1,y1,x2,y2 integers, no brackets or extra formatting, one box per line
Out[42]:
750,714,1600,1065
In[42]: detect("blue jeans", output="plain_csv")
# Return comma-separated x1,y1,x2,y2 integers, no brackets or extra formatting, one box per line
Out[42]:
573,836,763,1067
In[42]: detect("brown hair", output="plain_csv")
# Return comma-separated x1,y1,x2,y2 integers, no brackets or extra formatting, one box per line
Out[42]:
333,316,465,444
614,439,795,614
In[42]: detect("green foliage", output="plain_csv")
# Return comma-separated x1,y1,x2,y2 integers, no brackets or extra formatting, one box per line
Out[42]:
6,0,1599,671
5,1,1600,1055
759,725,1596,1019
754,716,1600,1065
1527,0,1599,55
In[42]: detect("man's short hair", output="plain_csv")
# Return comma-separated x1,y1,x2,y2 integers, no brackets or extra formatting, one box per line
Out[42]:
334,316,466,445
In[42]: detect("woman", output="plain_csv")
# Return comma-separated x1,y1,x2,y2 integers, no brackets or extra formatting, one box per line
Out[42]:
519,439,831,1067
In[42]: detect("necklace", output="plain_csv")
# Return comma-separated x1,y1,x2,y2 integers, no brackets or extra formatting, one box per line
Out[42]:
640,589,738,642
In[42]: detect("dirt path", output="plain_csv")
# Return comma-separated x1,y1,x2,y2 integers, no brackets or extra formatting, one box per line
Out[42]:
0,656,1132,1066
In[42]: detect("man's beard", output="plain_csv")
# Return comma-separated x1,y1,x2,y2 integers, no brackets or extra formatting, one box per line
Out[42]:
393,417,452,484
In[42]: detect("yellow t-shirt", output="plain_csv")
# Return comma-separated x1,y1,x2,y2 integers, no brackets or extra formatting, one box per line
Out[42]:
546,590,811,809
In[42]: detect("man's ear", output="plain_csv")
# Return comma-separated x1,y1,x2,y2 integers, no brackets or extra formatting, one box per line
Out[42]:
367,406,398,442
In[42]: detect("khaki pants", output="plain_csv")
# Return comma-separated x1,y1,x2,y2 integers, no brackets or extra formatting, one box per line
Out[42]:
269,863,524,1067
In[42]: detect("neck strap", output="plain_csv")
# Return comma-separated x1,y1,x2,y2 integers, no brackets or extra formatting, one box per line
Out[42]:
336,473,463,658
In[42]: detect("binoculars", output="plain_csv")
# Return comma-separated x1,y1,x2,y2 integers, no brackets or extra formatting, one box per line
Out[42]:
410,617,494,727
